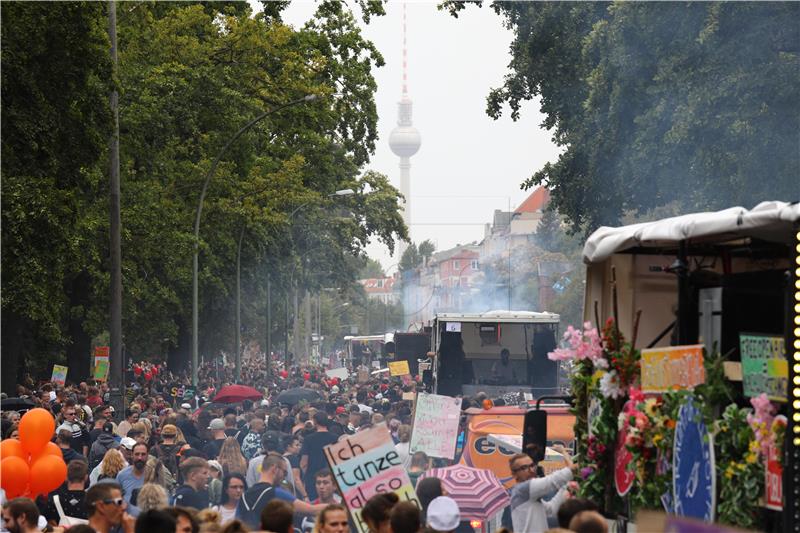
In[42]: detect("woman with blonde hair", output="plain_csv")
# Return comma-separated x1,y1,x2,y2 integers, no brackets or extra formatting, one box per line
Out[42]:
90,448,126,484
217,437,247,476
137,483,169,512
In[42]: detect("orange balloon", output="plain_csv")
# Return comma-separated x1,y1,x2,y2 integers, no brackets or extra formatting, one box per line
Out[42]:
0,439,25,460
29,454,66,496
33,441,62,459
1,456,30,499
18,408,55,456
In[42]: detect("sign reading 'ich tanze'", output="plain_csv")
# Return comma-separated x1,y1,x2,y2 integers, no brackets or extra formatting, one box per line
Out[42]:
640,345,705,393
410,393,462,460
324,423,419,533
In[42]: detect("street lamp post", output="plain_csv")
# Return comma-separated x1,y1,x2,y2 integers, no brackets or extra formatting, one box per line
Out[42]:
192,94,318,387
284,189,355,365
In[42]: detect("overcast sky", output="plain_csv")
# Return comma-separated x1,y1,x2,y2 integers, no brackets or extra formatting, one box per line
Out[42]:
263,1,562,272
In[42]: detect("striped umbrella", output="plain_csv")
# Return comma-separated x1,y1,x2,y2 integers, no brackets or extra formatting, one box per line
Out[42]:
418,464,509,521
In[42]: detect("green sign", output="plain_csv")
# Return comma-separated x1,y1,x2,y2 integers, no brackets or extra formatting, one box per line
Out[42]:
93,360,110,382
739,333,787,402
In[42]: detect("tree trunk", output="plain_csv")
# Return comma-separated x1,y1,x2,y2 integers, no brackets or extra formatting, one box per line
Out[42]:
1,310,26,394
65,272,93,382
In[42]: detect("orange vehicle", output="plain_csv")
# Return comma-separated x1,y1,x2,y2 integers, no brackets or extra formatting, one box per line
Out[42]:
459,405,575,489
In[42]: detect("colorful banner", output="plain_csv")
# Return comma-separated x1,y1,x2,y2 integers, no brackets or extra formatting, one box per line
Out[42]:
739,334,788,402
51,365,68,385
409,393,462,460
93,359,110,382
324,423,419,533
640,344,705,393
388,360,410,376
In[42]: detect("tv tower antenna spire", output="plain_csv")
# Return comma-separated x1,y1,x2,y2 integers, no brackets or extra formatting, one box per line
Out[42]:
389,3,421,259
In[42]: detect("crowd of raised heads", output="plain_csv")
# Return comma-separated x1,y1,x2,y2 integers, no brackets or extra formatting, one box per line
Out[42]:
1,352,608,533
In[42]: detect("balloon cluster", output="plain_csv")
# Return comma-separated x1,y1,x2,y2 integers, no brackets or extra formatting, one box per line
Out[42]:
0,408,67,499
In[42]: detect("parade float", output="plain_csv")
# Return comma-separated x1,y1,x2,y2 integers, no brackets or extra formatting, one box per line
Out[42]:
558,201,799,531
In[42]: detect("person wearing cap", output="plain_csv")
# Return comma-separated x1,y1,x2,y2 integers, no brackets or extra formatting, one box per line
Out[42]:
508,444,576,533
426,496,460,533
150,424,182,477
90,421,120,471
203,419,227,459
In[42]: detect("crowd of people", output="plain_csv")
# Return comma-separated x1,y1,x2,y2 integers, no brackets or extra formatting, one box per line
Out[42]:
1,353,608,533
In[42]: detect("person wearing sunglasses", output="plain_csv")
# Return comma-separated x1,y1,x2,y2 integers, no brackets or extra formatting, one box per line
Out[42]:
508,443,576,533
86,483,135,533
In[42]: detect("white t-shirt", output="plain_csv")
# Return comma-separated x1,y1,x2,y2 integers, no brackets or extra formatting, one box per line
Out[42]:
213,505,238,524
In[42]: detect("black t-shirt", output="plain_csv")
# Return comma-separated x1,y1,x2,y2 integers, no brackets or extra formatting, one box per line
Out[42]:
203,438,225,459
239,482,276,529
39,488,87,523
173,484,209,511
300,430,338,500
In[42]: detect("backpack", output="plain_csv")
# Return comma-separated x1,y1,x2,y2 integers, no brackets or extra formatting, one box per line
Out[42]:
152,443,180,476
238,484,275,529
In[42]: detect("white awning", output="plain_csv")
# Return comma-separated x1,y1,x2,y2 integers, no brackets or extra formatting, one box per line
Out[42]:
583,201,800,264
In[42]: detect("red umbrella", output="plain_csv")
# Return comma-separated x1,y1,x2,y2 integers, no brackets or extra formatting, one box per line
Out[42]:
213,384,263,404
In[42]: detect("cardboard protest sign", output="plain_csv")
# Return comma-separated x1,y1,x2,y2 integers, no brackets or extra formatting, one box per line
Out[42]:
640,345,705,393
388,360,410,376
51,365,68,385
326,367,349,381
739,334,788,401
409,393,462,459
324,423,419,533
93,359,110,382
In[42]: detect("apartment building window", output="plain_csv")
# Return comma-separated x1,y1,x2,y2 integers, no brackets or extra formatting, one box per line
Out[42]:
471,260,479,270
452,260,460,270
377,279,384,288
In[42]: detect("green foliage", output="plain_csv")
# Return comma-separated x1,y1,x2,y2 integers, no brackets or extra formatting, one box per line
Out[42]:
1,1,405,386
399,243,421,272
359,258,386,279
462,2,800,232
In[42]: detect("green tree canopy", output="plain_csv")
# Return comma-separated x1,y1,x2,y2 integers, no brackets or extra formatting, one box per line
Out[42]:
447,1,800,232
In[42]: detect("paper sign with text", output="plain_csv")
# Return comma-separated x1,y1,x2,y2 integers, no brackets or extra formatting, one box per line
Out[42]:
765,441,783,510
740,334,788,402
641,345,705,393
326,367,349,381
388,360,410,376
410,393,462,460
51,365,68,385
324,423,419,533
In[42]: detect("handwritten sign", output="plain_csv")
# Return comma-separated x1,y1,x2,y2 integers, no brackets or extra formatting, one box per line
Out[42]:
409,393,462,460
324,423,419,533
326,367,350,381
641,345,705,393
739,334,788,402
51,365,68,385
93,360,110,382
673,397,716,522
388,360,410,376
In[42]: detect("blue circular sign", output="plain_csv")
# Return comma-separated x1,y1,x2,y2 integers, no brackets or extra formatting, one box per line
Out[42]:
673,397,716,522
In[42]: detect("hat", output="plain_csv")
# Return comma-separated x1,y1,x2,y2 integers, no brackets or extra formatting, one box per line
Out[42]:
260,399,269,406
331,385,340,394
120,437,137,450
161,424,178,437
102,421,114,434
427,496,460,532
207,460,223,473
375,393,383,400
180,403,192,409
336,406,346,415
208,418,225,430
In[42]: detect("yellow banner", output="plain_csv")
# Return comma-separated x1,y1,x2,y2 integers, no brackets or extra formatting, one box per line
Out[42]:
388,360,410,376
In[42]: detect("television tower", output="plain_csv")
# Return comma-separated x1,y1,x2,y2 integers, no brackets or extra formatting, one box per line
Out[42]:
388,3,421,260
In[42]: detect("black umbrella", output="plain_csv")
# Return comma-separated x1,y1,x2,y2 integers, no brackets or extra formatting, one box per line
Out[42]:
0,397,36,413
275,387,321,406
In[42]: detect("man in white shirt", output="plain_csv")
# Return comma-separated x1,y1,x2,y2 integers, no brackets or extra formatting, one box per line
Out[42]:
509,445,576,533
